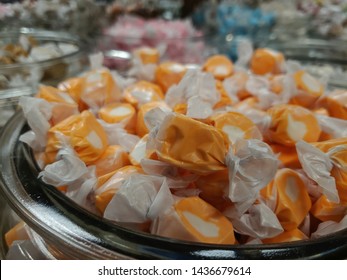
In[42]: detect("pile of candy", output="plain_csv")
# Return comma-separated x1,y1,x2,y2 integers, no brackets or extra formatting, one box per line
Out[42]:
13,41,347,246
0,34,79,90
102,15,207,64
0,0,103,41
298,0,347,38
192,0,276,37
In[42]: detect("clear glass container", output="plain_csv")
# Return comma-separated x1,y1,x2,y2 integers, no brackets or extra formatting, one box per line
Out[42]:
0,28,87,128
1,111,347,260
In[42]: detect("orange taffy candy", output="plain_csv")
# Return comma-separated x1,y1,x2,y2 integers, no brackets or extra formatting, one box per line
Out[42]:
290,70,324,108
310,195,347,222
5,221,29,247
154,113,228,174
195,169,231,212
45,110,108,165
94,165,143,214
211,111,261,144
317,89,347,120
250,48,284,75
82,68,121,108
98,102,136,133
214,80,233,108
152,196,236,244
36,85,79,125
262,168,311,231
270,144,301,169
202,55,234,80
313,138,347,203
155,62,186,92
223,71,251,100
262,228,308,244
266,104,321,147
133,47,160,65
136,101,168,137
93,145,130,177
58,76,88,111
123,80,164,107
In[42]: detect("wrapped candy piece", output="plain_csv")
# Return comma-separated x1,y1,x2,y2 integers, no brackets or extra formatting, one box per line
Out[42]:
36,85,79,125
103,174,168,224
317,89,347,120
93,145,130,177
122,80,164,108
133,47,160,65
226,139,278,214
316,114,347,141
290,70,324,108
165,69,220,119
18,96,52,151
39,146,90,187
97,119,140,153
45,110,108,165
214,80,234,109
155,61,186,92
222,71,250,101
202,55,234,80
260,168,312,231
266,104,321,147
269,74,285,95
136,101,170,137
211,111,262,145
310,195,347,222
270,144,301,169
195,169,231,212
151,196,236,244
296,140,339,203
94,165,143,214
150,112,228,174
5,222,29,248
312,138,347,203
128,56,157,82
311,215,347,239
262,228,308,244
58,76,88,112
98,102,136,133
81,68,121,111
225,202,283,239
129,134,153,166
250,48,284,75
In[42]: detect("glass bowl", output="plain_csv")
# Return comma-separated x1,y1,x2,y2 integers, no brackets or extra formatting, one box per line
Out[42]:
0,28,87,89
1,111,347,260
258,38,347,89
0,28,87,128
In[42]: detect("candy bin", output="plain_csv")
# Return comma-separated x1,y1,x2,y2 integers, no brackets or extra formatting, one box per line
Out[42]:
0,28,86,128
1,37,347,260
97,15,218,70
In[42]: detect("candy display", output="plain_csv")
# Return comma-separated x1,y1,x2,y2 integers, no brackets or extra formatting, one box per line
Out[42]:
0,0,104,41
0,33,80,89
4,38,345,253
101,15,211,65
298,0,347,38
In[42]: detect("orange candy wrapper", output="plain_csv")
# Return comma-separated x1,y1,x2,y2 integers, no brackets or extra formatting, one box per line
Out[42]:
151,196,236,244
150,112,228,174
250,48,284,75
266,104,321,147
45,110,108,165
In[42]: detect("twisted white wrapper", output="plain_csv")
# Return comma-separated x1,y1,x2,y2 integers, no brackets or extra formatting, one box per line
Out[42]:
165,69,220,119
226,139,278,214
103,174,172,223
18,96,52,151
296,140,339,203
